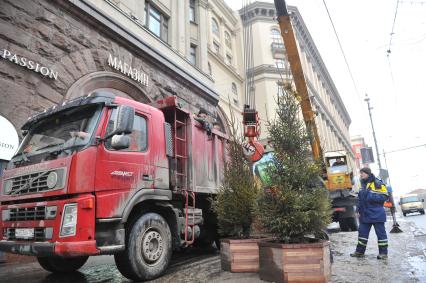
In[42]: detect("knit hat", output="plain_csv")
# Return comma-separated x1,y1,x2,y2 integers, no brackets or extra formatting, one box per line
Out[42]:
360,167,371,175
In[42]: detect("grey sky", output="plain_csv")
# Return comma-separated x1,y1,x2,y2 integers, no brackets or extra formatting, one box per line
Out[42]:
225,0,426,195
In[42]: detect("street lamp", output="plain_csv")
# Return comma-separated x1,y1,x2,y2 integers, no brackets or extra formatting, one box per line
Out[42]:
364,94,383,176
364,94,402,233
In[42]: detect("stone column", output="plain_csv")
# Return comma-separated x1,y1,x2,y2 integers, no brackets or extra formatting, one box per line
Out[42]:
198,1,209,72
230,30,238,68
170,0,179,50
206,5,213,47
176,0,186,56
184,0,190,59
219,16,226,58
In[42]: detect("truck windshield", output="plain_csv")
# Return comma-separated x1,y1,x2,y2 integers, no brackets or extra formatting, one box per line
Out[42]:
15,104,102,157
401,196,419,204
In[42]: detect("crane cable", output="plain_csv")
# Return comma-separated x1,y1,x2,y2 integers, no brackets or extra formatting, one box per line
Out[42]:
242,0,255,109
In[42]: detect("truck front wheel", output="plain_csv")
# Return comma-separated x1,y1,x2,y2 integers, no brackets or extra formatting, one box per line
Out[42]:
114,212,172,281
37,256,88,273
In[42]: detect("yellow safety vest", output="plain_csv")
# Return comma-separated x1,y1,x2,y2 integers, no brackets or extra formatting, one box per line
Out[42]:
366,181,388,195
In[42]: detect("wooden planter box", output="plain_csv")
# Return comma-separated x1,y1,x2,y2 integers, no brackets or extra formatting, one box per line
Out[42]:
220,238,264,273
259,240,331,283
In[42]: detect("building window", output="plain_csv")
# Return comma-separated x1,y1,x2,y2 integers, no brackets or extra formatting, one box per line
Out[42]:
274,58,285,69
189,0,196,22
213,41,220,54
144,2,168,42
225,31,232,49
225,54,232,65
232,82,238,104
208,62,212,76
211,18,219,36
189,44,197,65
271,28,283,44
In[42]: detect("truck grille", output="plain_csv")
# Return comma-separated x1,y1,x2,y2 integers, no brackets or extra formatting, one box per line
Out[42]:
9,206,46,221
6,168,65,196
9,171,50,195
6,227,46,241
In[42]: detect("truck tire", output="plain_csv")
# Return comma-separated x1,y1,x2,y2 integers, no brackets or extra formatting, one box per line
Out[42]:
37,256,88,273
420,210,425,215
114,213,172,281
403,212,406,217
339,217,358,232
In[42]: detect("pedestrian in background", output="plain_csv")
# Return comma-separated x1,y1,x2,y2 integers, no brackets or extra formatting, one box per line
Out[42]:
350,167,389,259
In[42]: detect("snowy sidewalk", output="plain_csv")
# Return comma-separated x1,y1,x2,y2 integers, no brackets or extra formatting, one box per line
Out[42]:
329,220,426,283
213,220,426,283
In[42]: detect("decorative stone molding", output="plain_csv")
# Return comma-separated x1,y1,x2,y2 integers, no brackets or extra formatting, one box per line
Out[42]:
65,71,151,102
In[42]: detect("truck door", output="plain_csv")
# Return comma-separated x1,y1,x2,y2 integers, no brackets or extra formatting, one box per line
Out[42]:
94,107,153,219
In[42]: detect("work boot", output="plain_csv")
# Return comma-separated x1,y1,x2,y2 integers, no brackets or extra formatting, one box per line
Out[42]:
350,252,365,258
377,254,388,260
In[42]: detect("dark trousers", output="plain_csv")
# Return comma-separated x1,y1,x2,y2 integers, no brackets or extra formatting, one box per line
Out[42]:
356,222,388,255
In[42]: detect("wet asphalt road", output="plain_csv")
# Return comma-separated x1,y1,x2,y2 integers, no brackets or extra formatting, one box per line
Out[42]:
1,212,425,283
398,208,426,234
0,247,221,283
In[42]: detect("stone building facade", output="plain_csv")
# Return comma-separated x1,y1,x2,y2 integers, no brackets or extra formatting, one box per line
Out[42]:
239,2,354,163
0,0,353,165
0,0,226,137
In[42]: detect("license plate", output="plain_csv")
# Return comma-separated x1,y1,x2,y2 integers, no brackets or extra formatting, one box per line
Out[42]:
15,228,34,239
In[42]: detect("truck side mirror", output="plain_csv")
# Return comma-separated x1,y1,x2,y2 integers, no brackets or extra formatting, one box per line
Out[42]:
111,134,130,150
104,106,135,140
114,105,134,135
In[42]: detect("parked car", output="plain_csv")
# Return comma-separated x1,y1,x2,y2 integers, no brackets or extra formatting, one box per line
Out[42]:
399,194,425,216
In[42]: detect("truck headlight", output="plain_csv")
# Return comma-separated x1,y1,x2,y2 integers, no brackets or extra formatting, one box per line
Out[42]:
60,204,77,237
3,180,12,194
46,171,58,189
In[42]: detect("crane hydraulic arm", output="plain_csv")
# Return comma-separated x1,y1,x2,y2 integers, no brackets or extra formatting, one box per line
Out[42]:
274,0,323,161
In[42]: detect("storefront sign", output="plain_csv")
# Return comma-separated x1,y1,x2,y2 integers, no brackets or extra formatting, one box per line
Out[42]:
108,54,149,87
1,49,58,80
0,116,19,161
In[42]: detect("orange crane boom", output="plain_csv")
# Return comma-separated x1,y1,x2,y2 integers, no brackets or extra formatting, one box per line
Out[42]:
274,0,322,161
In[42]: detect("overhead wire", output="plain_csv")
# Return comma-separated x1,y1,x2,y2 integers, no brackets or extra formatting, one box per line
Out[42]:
321,0,361,103
386,0,401,121
242,0,255,109
379,143,426,155
387,0,400,55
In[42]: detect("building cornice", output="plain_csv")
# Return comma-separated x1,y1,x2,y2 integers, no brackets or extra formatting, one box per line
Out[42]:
307,81,353,154
249,64,291,78
211,0,239,26
290,7,351,126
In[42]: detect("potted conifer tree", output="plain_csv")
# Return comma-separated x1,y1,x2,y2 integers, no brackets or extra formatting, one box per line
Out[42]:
212,110,262,273
257,85,332,283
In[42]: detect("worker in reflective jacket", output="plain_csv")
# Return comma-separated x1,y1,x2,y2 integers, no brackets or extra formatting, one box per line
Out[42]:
350,167,389,260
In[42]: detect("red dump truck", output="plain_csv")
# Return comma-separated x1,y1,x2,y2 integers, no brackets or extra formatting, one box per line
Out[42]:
0,92,227,281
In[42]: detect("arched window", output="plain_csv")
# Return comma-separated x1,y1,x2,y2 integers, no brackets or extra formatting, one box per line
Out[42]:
232,82,237,95
225,31,232,49
211,18,219,36
232,82,238,104
271,28,282,44
189,0,196,22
